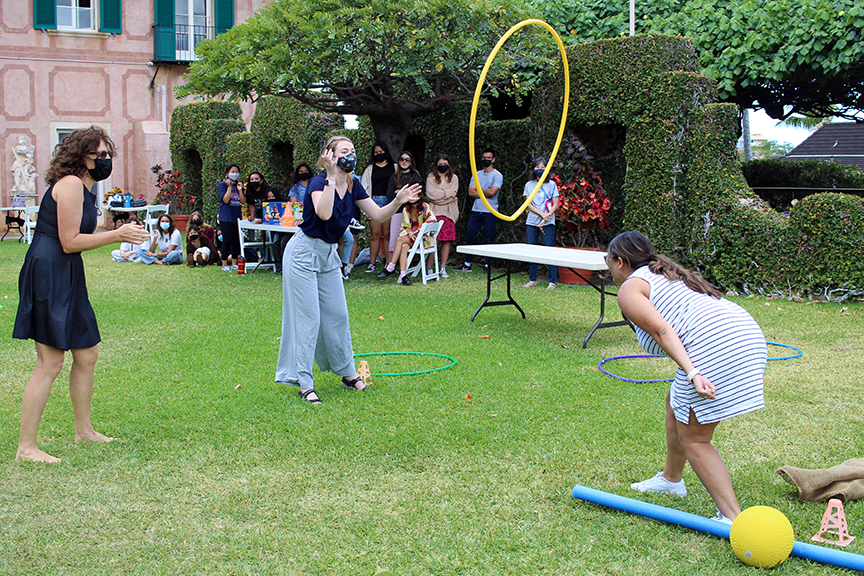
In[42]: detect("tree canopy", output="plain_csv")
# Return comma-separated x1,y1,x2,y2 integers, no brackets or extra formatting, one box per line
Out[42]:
530,0,864,121
178,0,551,155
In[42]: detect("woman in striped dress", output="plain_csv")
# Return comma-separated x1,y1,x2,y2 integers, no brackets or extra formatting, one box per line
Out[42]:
607,231,767,523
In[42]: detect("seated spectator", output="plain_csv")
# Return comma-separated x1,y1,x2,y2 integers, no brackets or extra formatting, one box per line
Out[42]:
189,210,215,244
376,196,436,286
111,216,147,262
136,214,183,265
186,224,219,267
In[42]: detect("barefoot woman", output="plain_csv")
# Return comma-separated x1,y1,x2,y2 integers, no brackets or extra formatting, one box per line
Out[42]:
13,126,149,462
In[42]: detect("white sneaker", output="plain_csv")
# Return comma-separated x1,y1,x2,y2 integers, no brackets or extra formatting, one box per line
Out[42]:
440,266,449,278
222,265,231,272
231,264,238,271
348,218,364,231
630,472,687,497
426,267,434,276
711,510,734,525
365,263,377,273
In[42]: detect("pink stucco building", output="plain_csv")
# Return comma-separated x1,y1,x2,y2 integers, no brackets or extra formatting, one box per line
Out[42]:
1,0,266,222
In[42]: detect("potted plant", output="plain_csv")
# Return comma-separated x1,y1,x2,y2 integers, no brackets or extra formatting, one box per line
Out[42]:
551,138,612,283
151,164,196,230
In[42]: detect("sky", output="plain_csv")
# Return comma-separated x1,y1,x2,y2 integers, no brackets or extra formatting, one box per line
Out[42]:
745,109,814,146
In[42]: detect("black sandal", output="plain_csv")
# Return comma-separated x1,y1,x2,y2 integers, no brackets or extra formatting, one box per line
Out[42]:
299,389,323,404
342,375,366,391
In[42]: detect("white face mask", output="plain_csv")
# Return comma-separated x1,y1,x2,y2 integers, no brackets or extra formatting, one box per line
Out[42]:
228,173,240,181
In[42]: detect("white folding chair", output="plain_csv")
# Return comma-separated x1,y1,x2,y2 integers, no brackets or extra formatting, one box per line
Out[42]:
405,219,444,284
23,206,40,244
237,218,273,272
144,204,170,234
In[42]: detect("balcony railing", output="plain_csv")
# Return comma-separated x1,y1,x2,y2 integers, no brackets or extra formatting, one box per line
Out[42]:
153,24,228,63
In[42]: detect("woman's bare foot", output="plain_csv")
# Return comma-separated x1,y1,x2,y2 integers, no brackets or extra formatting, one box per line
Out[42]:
16,446,62,463
74,430,116,443
153,259,164,265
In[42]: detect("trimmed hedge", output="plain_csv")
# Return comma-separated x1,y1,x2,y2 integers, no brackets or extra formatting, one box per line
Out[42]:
742,159,864,211
171,35,864,295
170,101,245,224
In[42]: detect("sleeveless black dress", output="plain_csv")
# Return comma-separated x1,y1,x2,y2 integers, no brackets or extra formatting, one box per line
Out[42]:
13,184,101,351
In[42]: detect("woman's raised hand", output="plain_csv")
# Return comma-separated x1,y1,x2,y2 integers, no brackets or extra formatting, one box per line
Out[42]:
396,183,422,205
117,223,149,244
321,148,338,177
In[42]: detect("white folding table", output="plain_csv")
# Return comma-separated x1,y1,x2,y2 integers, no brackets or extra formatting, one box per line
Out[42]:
237,220,298,272
456,243,632,347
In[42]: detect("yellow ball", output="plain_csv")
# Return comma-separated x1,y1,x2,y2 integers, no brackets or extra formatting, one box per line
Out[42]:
730,506,795,568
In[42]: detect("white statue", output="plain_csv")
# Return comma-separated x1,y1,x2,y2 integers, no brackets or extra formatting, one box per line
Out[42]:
11,136,37,194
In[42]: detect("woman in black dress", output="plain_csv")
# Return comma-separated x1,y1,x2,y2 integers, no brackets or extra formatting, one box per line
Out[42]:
13,126,149,463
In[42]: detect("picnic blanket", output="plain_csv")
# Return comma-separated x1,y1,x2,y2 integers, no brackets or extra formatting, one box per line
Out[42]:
776,458,864,502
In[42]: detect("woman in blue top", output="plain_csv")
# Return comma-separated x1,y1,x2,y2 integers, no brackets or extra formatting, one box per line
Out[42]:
217,164,246,271
288,163,312,202
522,157,560,290
276,136,421,404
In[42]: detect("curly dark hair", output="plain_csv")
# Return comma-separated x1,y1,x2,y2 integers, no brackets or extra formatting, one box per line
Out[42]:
45,125,115,186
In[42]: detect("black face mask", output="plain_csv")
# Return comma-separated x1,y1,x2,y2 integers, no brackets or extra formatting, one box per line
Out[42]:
481,159,493,168
337,153,357,173
88,158,113,181
191,218,202,226
298,172,310,180
189,235,199,241
374,152,388,163
247,182,260,192
437,164,449,173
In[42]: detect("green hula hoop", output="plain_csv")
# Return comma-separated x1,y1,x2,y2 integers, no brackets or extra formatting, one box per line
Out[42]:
353,352,457,377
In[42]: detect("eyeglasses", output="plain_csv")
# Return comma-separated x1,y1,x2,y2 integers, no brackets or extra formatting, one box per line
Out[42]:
399,157,412,162
90,150,112,159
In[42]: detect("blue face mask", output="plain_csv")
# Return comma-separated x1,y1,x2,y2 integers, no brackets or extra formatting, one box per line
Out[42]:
337,153,357,173
218,234,223,242
534,168,545,180
160,222,170,231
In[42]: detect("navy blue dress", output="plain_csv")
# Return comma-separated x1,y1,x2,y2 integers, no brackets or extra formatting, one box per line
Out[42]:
13,184,101,351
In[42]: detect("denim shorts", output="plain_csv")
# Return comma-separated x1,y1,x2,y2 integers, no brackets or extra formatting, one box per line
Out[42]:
372,195,388,208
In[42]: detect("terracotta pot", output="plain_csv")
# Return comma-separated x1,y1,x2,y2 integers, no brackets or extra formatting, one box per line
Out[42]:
557,246,601,285
172,214,190,232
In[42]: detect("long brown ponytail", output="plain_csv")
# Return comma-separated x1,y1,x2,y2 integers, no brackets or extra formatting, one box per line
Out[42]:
608,231,721,298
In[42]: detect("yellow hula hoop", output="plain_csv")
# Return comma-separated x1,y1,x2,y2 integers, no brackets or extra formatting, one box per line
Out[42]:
469,19,570,222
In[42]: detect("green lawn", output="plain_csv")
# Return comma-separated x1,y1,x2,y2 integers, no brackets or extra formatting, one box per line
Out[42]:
1,241,862,575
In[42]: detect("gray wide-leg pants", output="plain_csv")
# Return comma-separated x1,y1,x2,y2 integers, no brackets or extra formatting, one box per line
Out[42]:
275,231,356,390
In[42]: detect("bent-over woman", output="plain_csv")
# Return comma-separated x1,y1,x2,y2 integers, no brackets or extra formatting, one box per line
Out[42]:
275,136,421,404
607,231,766,524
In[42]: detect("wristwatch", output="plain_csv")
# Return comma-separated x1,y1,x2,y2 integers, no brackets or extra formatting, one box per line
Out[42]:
326,179,337,187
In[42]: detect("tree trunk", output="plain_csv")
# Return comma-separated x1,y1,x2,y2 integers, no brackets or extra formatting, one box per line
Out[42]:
368,106,415,161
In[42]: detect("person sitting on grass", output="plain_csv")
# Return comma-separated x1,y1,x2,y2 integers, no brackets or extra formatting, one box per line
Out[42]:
376,194,436,286
136,214,183,265
186,224,218,267
111,215,147,262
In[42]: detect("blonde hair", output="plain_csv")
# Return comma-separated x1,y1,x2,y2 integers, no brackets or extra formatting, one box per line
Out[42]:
318,135,354,191
609,231,721,298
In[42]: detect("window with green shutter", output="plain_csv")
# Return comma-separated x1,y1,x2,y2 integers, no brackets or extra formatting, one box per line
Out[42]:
33,0,57,30
213,0,233,34
100,0,122,34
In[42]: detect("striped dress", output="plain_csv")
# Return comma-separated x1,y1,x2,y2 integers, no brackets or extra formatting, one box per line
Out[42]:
629,266,767,424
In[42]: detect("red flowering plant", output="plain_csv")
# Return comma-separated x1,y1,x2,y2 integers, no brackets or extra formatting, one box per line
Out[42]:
551,138,611,247
151,164,197,214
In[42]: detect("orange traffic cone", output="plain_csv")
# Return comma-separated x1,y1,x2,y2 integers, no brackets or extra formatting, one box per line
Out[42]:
358,360,373,387
811,498,856,547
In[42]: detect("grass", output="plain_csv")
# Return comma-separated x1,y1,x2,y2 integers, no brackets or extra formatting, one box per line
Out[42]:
0,240,862,575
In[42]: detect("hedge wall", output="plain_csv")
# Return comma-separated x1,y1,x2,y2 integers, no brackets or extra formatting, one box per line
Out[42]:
170,101,246,224
172,35,864,295
742,159,864,211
